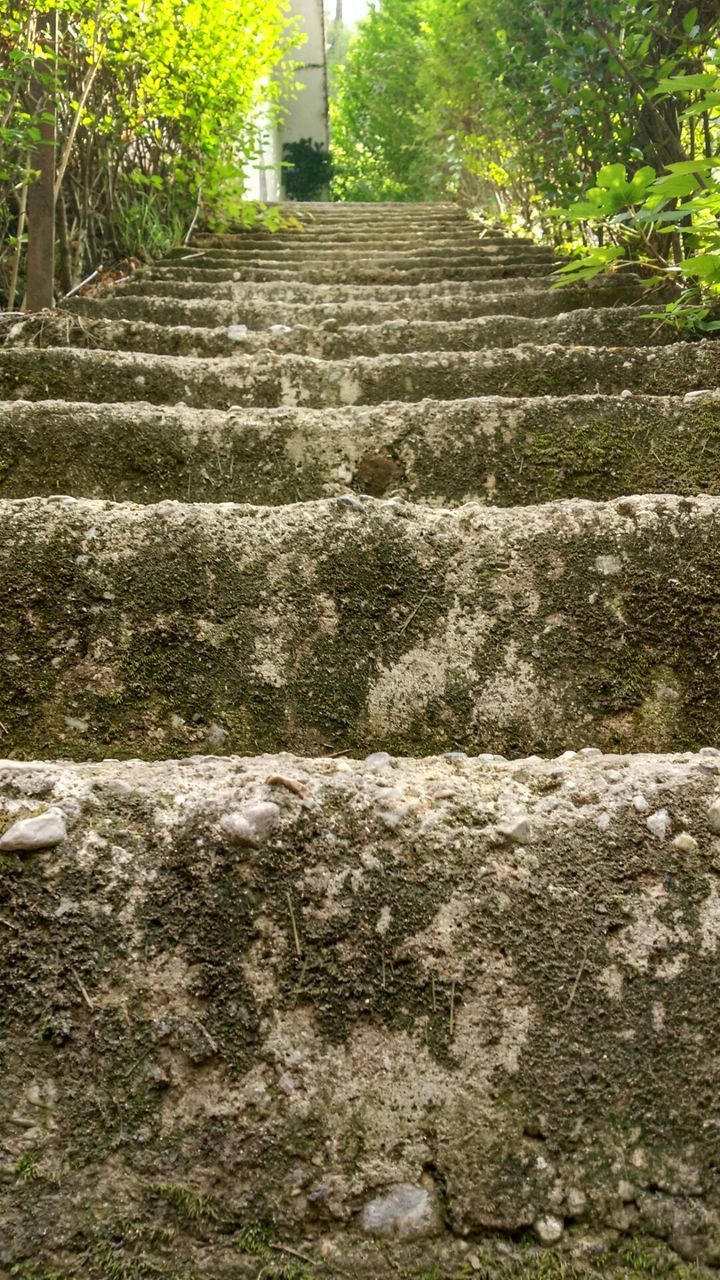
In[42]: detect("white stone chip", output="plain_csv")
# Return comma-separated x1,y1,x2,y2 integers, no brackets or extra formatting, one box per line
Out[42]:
646,809,671,840
534,1214,565,1244
220,802,280,848
498,816,532,844
226,324,249,342
0,808,67,852
673,832,698,854
361,1183,441,1240
708,799,720,834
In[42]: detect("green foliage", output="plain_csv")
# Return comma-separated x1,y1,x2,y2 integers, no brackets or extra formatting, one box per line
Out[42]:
283,138,334,201
330,0,435,201
331,0,720,217
331,0,720,329
0,0,300,304
13,1149,41,1185
550,71,720,330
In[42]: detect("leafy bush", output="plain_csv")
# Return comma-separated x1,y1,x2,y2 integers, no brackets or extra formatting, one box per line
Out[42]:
331,0,720,230
1,0,301,306
551,64,720,331
282,138,334,201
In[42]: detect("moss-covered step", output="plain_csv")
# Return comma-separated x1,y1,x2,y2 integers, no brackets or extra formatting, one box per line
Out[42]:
178,232,540,252
2,342,720,408
0,493,719,758
157,245,557,266
2,750,720,1274
190,229,523,248
2,393,719,507
11,306,685,360
140,261,555,286
67,283,669,328
107,273,641,303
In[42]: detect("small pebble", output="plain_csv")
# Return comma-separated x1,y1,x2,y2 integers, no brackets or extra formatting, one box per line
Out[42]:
498,816,532,844
534,1214,565,1244
220,802,280,848
0,808,67,852
708,799,720,834
672,832,698,854
365,751,392,771
361,1183,441,1241
646,809,671,840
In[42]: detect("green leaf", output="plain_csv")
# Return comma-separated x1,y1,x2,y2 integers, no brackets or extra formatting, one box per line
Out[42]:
655,73,719,93
680,253,720,282
596,163,628,189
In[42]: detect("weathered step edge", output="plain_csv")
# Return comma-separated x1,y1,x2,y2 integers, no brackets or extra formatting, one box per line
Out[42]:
2,393,720,507
0,494,719,760
67,281,666,327
6,306,684,360
2,342,720,408
2,749,720,1272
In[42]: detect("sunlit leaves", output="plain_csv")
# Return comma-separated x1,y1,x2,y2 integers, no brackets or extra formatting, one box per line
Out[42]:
1,0,299,288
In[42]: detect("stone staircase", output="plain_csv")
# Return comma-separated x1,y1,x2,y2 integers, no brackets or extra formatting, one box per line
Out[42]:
1,203,720,1277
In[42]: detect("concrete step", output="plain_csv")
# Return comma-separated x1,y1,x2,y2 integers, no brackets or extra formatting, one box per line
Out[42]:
2,748,719,1269
0,493,717,759
68,283,669,329
2,342,719,408
140,261,556,285
161,245,557,266
13,306,685,360
185,232,531,250
107,273,607,303
284,207,466,223
2,393,719,506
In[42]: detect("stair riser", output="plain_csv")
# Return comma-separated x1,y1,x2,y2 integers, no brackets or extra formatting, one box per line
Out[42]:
2,395,719,506
0,495,718,759
3,751,719,1262
2,344,717,409
190,236,521,252
67,284,667,328
143,263,555,285
185,233,530,250
12,308,681,359
111,276,562,302
161,247,557,266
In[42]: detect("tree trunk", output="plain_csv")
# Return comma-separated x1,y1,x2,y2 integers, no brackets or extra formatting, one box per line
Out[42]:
25,10,57,311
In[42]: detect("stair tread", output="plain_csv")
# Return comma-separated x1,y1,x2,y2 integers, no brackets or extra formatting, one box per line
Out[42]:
11,306,683,359
67,283,668,326
0,491,718,760
2,391,717,505
2,340,719,407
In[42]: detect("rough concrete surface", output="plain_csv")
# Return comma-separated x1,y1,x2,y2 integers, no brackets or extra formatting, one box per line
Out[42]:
2,203,720,1279
2,392,720,508
0,494,718,759
2,749,720,1275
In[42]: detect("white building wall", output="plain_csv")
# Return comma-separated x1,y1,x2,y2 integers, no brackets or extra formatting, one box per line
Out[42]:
279,0,330,155
246,0,329,202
